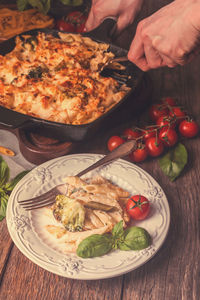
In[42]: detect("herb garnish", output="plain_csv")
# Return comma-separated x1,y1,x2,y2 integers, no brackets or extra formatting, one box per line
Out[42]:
76,220,151,258
159,143,188,181
17,0,83,15
0,156,29,221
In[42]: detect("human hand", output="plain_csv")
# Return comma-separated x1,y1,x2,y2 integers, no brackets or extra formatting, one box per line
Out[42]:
128,0,200,71
85,0,143,34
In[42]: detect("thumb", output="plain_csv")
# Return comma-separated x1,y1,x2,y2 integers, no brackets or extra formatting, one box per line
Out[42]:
115,14,130,33
115,9,139,34
85,10,96,31
85,9,105,32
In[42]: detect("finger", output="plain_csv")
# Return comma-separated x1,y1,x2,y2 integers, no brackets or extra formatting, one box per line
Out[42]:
85,10,104,32
143,43,177,69
116,4,142,35
116,11,135,34
135,56,150,71
151,35,178,67
128,45,150,71
128,29,150,71
85,9,95,31
143,43,163,69
159,53,177,68
115,15,129,34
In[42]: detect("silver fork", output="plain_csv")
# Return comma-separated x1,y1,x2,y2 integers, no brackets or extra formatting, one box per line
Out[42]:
18,140,136,210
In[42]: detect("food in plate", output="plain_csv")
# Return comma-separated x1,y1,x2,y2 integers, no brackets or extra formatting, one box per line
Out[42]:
0,31,130,125
45,175,131,253
0,8,54,41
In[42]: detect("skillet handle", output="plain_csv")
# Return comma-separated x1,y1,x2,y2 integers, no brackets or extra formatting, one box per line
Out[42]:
0,106,32,129
83,18,117,43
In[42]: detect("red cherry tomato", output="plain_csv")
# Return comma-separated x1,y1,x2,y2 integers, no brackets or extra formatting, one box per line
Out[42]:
76,21,86,33
107,136,125,152
145,137,164,157
169,106,186,123
156,115,176,129
162,97,177,106
179,119,199,138
159,127,178,147
122,128,142,140
126,195,150,220
56,11,87,33
142,126,157,141
66,11,87,33
129,145,148,162
56,19,75,32
149,104,169,122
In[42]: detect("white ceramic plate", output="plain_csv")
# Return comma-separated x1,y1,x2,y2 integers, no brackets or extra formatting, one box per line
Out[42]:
6,154,170,280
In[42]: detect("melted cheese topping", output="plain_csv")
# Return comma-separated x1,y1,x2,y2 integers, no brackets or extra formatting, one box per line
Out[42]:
0,32,130,125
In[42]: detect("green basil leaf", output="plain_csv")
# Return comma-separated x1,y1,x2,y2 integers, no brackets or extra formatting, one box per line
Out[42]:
76,234,112,258
119,226,151,251
5,170,29,192
159,143,188,181
17,0,29,11
28,0,45,13
0,156,10,187
112,220,124,238
60,0,83,6
0,192,9,221
43,0,51,14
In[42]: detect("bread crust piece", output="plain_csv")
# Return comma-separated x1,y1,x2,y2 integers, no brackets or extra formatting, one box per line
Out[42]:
0,8,54,40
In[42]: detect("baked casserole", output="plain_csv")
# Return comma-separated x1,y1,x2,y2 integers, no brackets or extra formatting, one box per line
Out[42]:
0,32,130,125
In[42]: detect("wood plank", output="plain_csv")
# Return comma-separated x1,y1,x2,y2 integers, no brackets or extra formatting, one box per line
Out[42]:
0,0,200,299
0,246,123,300
0,219,13,280
121,52,200,300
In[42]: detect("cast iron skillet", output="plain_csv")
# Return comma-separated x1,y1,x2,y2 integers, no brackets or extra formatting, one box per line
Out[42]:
0,19,145,142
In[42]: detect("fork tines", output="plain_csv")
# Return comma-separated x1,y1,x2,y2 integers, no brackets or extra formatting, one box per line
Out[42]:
18,187,58,210
18,183,68,210
112,73,131,85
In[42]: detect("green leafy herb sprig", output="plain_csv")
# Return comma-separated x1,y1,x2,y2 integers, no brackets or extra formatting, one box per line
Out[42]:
76,221,151,258
17,0,83,15
159,143,188,181
0,156,29,221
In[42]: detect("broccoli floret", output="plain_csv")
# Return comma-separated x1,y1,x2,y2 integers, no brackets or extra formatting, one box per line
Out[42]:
52,195,85,232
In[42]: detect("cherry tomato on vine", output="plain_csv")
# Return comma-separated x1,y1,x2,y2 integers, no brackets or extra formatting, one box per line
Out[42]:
56,11,87,33
162,97,177,107
149,104,169,122
129,145,148,162
67,11,87,33
179,119,199,138
169,106,186,123
142,126,157,141
159,127,178,147
107,136,125,152
122,128,142,140
156,115,176,129
56,19,76,32
145,137,164,157
126,195,150,220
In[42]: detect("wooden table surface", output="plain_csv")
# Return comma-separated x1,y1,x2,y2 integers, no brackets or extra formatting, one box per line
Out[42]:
0,1,200,299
